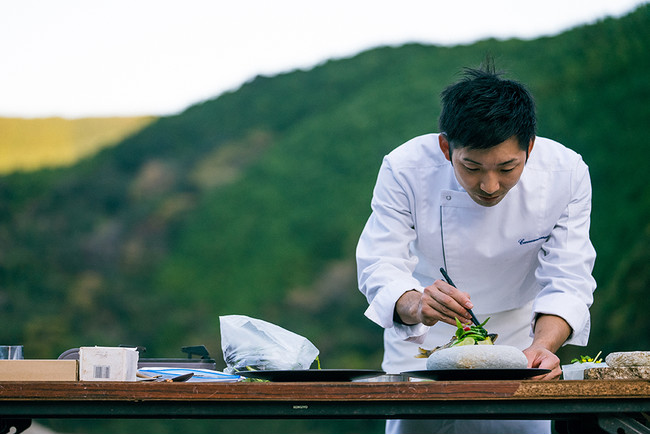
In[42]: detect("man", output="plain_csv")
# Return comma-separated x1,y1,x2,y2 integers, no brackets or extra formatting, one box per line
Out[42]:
356,63,596,434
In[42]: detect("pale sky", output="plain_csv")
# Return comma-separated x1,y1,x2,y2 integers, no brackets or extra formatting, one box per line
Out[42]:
0,0,646,119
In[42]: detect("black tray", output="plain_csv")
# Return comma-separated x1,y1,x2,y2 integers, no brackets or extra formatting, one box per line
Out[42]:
236,369,385,382
402,368,550,381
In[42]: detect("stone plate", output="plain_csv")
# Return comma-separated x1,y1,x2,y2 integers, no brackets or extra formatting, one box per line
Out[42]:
236,369,385,382
402,368,550,381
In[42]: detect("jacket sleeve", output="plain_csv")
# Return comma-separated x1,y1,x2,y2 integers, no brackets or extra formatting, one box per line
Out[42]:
532,158,597,346
356,158,429,342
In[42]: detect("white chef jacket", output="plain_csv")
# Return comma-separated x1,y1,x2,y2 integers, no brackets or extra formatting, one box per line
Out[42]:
357,133,597,376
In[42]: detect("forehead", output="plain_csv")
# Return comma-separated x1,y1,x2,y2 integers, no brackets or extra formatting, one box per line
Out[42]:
454,137,525,165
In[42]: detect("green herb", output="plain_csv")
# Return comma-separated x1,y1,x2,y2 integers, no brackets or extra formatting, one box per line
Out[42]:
452,317,491,345
239,376,269,382
570,351,603,364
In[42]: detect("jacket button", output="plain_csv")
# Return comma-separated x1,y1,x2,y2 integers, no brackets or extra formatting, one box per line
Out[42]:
446,195,452,200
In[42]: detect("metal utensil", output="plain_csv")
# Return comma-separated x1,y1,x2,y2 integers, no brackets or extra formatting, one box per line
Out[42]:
439,267,481,327
136,372,194,382
168,373,194,382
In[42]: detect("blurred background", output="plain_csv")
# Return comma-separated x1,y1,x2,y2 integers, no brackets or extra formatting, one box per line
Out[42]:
1,1,649,433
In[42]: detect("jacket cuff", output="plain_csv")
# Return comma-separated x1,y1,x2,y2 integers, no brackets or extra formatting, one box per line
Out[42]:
364,280,428,342
532,294,590,346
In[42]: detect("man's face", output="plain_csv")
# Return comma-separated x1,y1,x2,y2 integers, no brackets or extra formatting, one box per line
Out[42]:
439,135,534,207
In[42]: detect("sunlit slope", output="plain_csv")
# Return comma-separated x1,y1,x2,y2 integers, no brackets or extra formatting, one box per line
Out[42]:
0,116,156,173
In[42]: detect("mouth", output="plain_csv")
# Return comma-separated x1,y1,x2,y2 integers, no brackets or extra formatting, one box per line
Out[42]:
475,193,502,205
478,194,500,202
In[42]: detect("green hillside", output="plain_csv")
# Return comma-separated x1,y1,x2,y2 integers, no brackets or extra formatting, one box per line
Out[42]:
1,4,650,433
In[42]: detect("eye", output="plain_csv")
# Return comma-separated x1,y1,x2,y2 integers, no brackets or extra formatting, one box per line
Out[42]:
500,167,515,173
464,166,479,172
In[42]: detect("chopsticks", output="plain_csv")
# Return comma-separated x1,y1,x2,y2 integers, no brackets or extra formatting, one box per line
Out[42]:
439,267,481,327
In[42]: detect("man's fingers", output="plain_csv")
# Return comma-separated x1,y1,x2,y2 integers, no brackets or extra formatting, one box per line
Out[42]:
421,282,473,325
419,301,460,326
425,295,470,323
434,280,475,309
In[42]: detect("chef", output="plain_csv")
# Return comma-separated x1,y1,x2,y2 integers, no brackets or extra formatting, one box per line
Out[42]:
356,64,596,434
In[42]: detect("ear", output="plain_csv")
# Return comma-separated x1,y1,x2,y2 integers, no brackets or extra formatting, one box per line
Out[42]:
528,137,535,155
439,134,452,162
526,137,535,161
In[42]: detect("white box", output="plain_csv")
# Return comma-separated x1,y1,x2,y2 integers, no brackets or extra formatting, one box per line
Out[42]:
79,346,139,381
562,362,608,380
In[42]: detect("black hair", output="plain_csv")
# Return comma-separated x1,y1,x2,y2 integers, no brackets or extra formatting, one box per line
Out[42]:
438,59,536,151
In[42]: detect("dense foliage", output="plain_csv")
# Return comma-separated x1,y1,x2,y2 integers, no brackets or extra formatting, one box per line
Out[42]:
1,5,649,433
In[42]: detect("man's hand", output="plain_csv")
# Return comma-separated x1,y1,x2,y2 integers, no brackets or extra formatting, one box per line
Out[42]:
523,314,572,380
394,280,474,327
523,346,562,380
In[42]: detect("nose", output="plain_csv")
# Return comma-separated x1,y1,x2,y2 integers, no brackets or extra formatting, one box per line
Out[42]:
480,172,500,195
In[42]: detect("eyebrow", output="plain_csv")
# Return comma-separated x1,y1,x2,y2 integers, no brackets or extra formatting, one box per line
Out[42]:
462,157,519,166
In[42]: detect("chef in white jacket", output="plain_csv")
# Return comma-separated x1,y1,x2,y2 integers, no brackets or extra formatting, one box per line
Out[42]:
356,65,596,434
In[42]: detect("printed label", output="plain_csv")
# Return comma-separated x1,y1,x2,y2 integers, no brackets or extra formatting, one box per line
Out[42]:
94,365,111,379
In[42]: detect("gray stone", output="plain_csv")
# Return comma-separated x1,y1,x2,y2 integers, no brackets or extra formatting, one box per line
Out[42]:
584,367,650,380
605,351,650,367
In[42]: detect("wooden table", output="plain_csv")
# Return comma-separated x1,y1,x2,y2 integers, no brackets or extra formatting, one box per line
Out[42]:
1,379,649,433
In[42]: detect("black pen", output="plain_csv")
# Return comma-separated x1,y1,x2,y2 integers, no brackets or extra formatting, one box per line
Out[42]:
439,267,481,327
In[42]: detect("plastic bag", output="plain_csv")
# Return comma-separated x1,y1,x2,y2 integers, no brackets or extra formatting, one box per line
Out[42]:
220,315,319,373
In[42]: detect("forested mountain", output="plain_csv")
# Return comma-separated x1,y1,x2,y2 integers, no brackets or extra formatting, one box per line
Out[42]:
1,4,649,433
